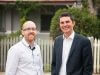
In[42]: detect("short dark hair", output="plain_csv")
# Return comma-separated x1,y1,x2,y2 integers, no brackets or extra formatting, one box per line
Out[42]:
59,12,74,21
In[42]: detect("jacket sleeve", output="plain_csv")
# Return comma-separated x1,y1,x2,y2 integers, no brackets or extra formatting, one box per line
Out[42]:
82,39,93,75
51,40,57,75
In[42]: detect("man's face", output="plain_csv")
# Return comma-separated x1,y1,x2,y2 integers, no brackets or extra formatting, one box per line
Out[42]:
22,21,37,43
60,16,75,36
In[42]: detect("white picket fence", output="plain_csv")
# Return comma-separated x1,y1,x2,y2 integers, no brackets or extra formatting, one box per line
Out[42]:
93,38,100,74
0,37,100,74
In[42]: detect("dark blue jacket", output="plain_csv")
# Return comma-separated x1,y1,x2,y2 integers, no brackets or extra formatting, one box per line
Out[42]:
51,33,93,75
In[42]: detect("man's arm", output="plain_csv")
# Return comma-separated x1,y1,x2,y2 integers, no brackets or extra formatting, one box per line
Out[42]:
5,47,19,75
82,39,93,75
51,40,57,75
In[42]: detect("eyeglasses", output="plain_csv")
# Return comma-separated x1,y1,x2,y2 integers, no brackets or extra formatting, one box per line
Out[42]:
23,28,36,31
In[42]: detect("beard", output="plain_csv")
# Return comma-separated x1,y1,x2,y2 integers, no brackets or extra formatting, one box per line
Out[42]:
28,35,36,41
27,32,37,42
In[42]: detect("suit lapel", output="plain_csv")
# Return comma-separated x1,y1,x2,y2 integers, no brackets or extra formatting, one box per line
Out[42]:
67,34,78,62
58,36,63,65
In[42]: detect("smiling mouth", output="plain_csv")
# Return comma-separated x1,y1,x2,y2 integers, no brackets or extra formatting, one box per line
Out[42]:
63,27,69,30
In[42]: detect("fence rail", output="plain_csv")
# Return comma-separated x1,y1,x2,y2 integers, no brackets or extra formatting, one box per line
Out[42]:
0,37,100,74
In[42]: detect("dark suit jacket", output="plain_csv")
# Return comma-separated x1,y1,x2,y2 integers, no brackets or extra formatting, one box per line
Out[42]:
51,33,93,75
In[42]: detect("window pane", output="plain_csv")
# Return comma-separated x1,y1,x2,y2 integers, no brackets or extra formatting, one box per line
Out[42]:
41,14,53,32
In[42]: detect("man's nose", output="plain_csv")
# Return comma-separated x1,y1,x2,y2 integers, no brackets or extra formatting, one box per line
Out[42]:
30,29,34,32
63,22,67,26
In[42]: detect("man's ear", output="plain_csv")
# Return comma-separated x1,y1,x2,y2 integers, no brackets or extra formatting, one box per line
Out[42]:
73,21,75,26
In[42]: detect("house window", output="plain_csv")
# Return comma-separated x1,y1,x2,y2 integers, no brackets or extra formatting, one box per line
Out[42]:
41,14,53,32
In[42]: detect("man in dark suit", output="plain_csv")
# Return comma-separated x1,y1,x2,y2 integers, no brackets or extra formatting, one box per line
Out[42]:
51,12,93,75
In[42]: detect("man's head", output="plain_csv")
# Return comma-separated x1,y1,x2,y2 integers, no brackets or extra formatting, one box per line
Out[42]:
21,21,37,44
59,12,75,37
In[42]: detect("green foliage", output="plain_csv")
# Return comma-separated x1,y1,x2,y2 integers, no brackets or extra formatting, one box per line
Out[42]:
15,1,41,28
44,64,51,72
50,8,100,39
0,31,21,41
8,31,21,37
82,0,88,8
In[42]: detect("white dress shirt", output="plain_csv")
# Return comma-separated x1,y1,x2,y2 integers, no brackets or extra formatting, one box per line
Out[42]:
5,38,43,75
59,31,75,75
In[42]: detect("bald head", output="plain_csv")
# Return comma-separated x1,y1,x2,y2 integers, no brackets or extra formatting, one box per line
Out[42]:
21,21,37,44
22,21,36,30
